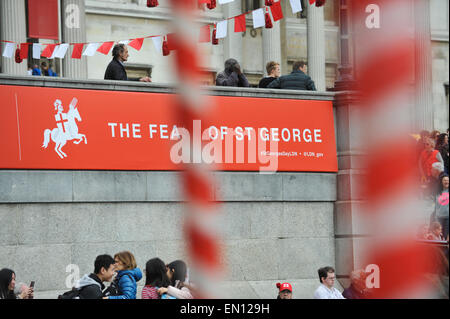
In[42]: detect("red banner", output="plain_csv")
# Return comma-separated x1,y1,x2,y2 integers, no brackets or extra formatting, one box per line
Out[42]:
28,0,59,40
0,85,337,172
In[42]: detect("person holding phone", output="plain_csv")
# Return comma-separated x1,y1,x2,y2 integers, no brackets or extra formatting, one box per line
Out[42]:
0,269,33,299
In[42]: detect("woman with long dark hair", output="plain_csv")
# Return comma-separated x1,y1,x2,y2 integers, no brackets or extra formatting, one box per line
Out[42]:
142,258,172,299
157,260,194,299
0,269,32,299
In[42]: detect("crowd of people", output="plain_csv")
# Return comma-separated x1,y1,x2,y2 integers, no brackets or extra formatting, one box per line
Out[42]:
0,253,371,300
416,129,449,242
28,61,58,77
103,44,316,91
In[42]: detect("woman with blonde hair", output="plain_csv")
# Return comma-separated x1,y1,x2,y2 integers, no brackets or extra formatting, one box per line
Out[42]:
104,251,142,299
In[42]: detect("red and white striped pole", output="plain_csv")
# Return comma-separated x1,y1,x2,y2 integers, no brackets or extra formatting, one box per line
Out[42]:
168,0,224,298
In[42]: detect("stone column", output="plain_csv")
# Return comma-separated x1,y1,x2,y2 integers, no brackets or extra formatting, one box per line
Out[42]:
334,91,367,288
262,17,282,75
61,0,87,79
223,0,243,64
307,0,326,91
0,0,27,75
414,0,433,130
334,0,355,91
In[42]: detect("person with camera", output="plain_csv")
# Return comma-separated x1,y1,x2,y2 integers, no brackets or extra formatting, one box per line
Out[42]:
215,58,249,88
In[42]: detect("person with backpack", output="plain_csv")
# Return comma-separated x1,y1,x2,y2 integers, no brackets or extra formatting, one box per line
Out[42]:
142,258,175,299
157,260,194,299
60,254,116,299
105,251,142,300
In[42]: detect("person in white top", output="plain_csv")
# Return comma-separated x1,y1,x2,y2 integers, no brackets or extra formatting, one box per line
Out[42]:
313,266,345,299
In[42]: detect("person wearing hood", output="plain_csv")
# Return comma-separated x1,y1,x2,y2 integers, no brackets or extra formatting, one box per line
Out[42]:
76,254,116,299
105,251,142,299
216,58,250,87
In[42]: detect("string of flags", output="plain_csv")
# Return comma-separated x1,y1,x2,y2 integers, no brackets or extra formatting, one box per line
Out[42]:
1,0,325,63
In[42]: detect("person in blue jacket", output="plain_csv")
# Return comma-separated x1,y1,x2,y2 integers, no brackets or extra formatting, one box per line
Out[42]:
41,61,58,77
31,64,41,76
105,251,142,299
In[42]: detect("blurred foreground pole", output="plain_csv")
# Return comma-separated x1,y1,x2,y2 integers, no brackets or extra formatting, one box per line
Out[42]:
168,0,224,299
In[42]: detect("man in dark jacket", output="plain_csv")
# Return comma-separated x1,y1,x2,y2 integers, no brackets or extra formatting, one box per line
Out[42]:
267,61,316,91
76,254,116,299
216,58,250,87
104,44,151,82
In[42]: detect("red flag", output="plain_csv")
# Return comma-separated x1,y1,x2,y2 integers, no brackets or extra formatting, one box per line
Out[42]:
72,43,84,59
41,44,57,58
166,33,177,51
20,43,30,60
128,38,144,51
234,14,246,33
309,0,316,4
270,1,283,21
199,25,211,43
97,41,115,55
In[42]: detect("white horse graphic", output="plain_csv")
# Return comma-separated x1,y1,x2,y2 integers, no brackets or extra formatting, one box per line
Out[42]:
42,98,87,159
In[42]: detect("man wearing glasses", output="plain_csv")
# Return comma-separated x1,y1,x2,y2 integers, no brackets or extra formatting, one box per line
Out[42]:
313,266,345,299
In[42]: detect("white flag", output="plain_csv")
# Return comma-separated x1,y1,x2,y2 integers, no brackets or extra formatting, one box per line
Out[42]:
151,36,163,54
252,9,265,29
49,45,59,59
216,20,228,39
54,43,69,59
119,40,130,45
218,0,234,4
2,42,15,58
289,0,302,14
82,43,100,56
33,43,42,60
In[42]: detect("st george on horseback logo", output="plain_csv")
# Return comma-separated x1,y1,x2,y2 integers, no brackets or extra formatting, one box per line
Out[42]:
42,98,87,159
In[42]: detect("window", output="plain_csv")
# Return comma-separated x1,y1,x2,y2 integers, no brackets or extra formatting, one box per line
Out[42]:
243,0,261,12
